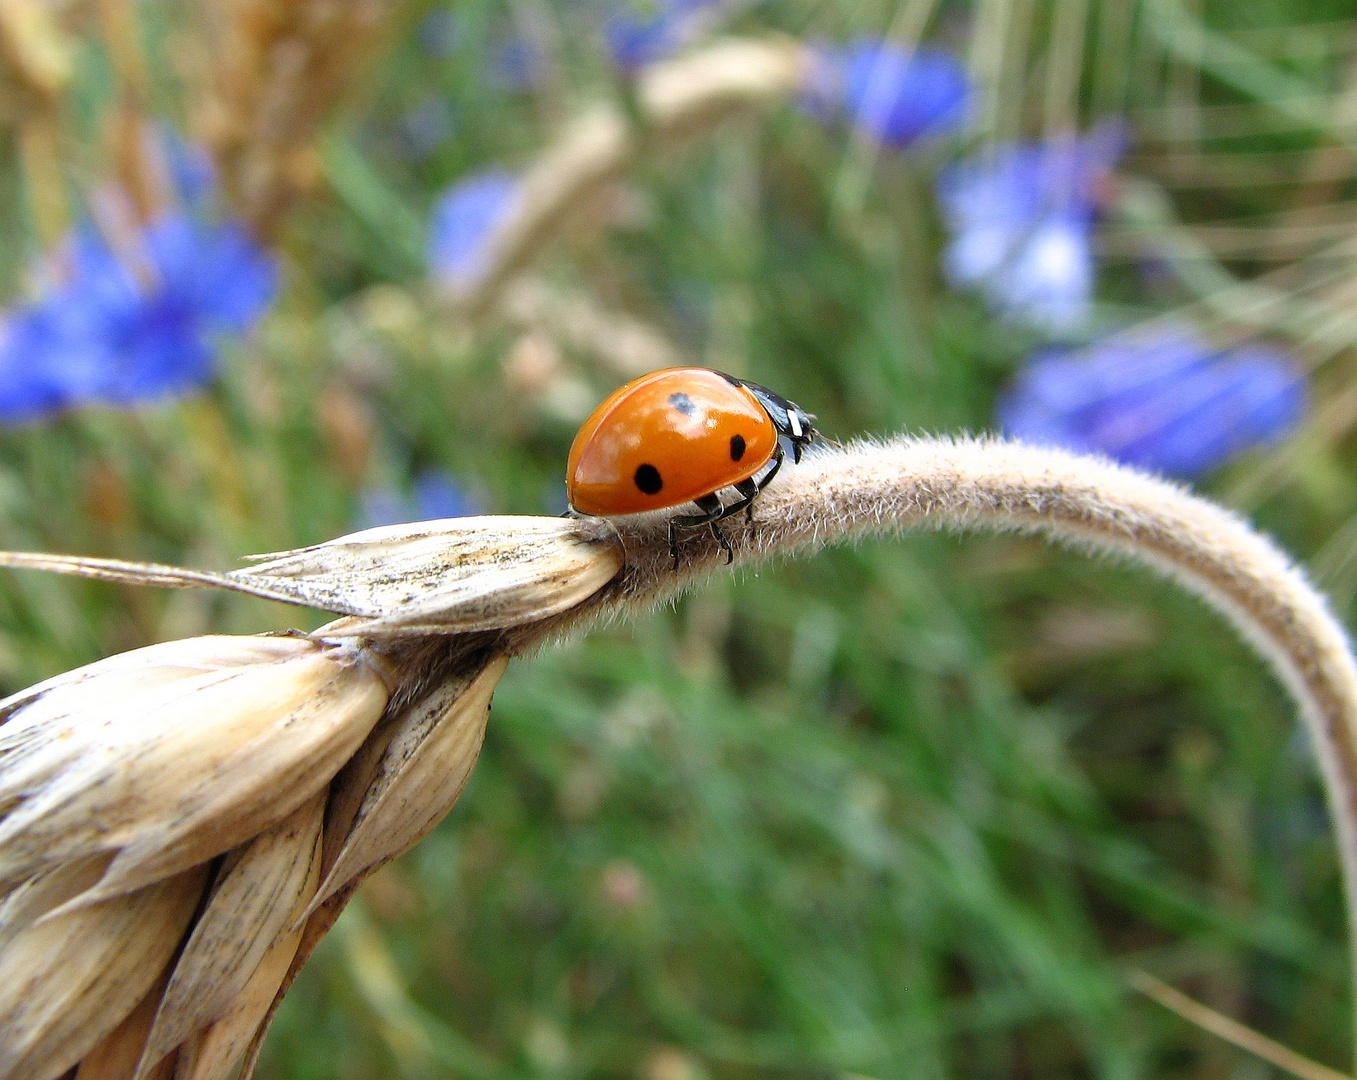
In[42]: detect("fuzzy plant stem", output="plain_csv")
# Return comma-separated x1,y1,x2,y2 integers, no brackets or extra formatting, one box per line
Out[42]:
554,435,1357,1028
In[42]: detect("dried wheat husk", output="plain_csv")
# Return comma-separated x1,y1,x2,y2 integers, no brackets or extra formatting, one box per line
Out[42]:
232,516,622,634
306,653,508,917
0,635,388,908
0,511,626,1080
74,969,177,1080
0,514,623,635
171,903,312,1080
133,792,326,1078
0,864,208,1080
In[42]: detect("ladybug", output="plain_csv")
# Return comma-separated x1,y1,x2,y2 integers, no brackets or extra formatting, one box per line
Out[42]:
567,368,816,564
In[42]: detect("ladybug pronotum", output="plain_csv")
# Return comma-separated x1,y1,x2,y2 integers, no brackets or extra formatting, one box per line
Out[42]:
566,368,817,564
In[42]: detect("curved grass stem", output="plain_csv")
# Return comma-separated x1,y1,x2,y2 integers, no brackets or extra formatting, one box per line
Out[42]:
556,436,1357,1052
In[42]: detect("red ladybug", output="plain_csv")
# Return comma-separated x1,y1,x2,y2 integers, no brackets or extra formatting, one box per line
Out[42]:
567,368,816,564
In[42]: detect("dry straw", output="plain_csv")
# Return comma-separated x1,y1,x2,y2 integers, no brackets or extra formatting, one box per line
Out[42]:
1,436,1356,1079
182,0,402,238
440,37,811,321
0,0,73,245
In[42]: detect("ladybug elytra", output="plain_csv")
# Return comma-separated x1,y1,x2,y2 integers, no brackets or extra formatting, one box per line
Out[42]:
566,368,816,564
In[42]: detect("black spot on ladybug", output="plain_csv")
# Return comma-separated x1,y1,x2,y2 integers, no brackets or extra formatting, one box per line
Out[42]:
730,434,746,461
668,392,695,416
634,464,663,495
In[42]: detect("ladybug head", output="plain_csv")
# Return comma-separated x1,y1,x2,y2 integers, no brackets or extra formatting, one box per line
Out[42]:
730,377,817,463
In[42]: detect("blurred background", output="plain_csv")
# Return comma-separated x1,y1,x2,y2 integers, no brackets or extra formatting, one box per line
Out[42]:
0,0,1353,1076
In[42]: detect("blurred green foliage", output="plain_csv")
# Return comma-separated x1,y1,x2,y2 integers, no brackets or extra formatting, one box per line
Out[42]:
4,0,1357,1076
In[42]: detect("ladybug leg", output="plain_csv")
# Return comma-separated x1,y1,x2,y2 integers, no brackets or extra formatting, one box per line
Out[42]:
671,494,725,530
719,476,761,529
719,449,783,528
708,520,734,564
670,493,729,566
736,479,759,525
761,447,784,489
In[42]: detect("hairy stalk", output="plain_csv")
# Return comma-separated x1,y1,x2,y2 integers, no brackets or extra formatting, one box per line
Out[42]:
538,436,1357,1024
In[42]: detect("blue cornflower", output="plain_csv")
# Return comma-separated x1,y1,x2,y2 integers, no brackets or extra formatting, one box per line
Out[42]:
604,0,720,72
62,214,275,404
998,324,1305,477
358,470,478,528
0,307,79,422
937,124,1125,333
805,41,970,148
413,471,478,518
0,212,276,422
494,38,548,91
427,169,521,287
